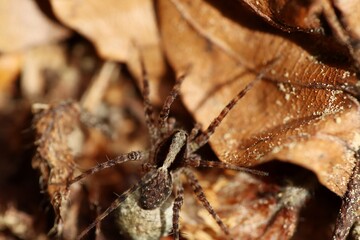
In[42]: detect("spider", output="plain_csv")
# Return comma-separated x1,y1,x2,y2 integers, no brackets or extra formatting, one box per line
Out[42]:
69,61,267,240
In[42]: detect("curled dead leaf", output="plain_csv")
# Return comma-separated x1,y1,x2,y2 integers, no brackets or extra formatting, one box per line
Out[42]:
159,0,360,196
32,101,83,238
241,0,324,32
0,0,356,238
333,0,360,40
0,0,70,52
242,0,360,69
50,0,167,104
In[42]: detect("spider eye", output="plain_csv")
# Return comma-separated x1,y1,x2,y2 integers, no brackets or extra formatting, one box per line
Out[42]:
140,170,172,210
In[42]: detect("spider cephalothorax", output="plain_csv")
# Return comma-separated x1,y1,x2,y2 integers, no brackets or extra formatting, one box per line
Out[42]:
70,61,267,240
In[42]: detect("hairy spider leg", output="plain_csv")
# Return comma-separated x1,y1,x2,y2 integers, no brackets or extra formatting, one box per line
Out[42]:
190,73,264,152
187,154,268,176
140,56,157,142
182,168,231,238
69,151,146,185
158,74,186,132
172,174,185,240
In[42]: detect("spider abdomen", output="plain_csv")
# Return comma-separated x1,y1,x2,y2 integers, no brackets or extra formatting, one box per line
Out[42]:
116,188,174,240
139,169,172,209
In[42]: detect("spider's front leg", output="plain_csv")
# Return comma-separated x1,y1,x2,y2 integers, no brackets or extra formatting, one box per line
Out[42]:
69,151,147,185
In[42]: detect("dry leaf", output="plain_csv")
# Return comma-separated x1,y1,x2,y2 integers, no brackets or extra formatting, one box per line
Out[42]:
0,0,70,52
32,101,83,238
241,0,324,31
242,0,360,67
333,0,360,40
159,0,360,196
50,0,167,103
1,0,359,239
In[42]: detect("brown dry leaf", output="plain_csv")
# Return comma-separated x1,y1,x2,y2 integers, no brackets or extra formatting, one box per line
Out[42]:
50,0,167,103
334,0,360,40
159,0,360,196
241,0,324,32
242,0,360,67
32,101,83,238
0,0,70,52
332,0,360,65
0,1,356,239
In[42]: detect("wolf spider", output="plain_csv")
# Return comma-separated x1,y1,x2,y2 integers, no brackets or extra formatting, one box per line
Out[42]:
69,63,267,239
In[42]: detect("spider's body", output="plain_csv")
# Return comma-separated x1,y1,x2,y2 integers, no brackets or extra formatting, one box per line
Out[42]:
71,63,266,240
116,178,174,240
116,130,188,240
140,130,187,209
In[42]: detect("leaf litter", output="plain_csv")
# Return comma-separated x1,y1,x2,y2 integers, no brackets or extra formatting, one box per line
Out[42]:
0,0,359,239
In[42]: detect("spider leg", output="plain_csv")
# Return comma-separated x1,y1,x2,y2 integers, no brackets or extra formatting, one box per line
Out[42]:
188,123,202,141
139,55,157,142
189,74,263,152
77,183,140,240
172,174,184,240
186,154,268,176
183,168,231,237
69,151,146,185
158,74,186,132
